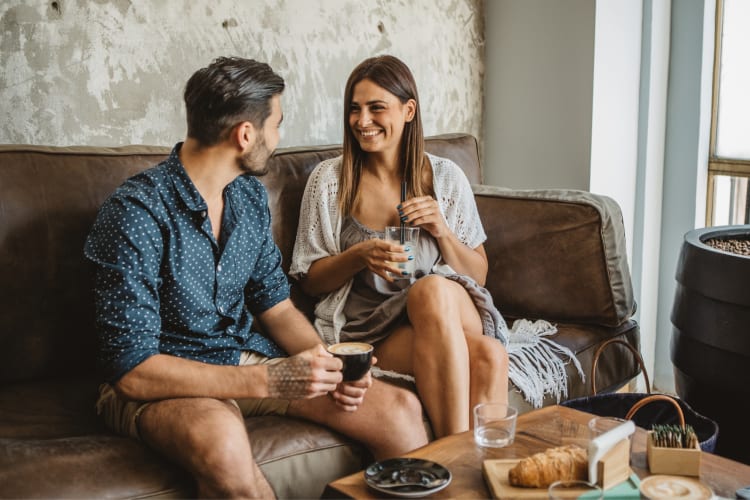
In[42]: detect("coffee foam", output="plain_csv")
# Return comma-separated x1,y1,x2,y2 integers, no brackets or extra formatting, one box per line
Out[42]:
328,342,372,355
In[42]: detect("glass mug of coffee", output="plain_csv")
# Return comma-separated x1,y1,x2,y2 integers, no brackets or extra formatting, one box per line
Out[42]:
327,342,374,381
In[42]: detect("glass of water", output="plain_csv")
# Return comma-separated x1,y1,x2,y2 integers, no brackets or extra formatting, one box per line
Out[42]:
383,226,419,279
473,403,517,448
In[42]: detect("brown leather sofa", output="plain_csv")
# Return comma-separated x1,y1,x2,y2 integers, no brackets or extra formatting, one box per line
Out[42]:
0,134,640,498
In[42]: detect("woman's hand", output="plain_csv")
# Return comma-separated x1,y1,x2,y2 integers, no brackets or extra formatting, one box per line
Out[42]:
398,196,450,239
398,195,489,284
354,239,409,282
301,236,410,295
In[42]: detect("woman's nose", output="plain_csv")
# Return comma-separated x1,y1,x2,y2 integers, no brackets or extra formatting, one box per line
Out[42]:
358,110,372,126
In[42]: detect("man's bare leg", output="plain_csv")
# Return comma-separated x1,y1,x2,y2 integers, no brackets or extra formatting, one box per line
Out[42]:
288,379,428,460
138,397,273,498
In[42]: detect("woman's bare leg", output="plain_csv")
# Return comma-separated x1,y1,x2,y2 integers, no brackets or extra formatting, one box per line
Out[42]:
374,275,485,437
465,334,509,425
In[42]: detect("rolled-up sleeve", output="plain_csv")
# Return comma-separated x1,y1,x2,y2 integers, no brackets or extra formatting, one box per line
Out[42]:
84,196,163,383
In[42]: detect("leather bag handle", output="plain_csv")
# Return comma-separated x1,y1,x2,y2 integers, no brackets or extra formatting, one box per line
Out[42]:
591,338,651,395
624,394,686,428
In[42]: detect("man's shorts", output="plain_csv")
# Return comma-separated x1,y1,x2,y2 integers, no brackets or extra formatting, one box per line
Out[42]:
95,351,290,440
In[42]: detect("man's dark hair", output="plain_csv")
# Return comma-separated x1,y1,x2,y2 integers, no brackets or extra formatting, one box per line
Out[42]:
184,57,285,146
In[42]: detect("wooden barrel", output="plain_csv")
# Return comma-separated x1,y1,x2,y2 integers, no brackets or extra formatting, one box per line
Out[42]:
671,225,750,464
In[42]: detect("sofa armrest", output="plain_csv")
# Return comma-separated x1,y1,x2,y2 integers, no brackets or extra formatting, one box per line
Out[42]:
473,185,635,327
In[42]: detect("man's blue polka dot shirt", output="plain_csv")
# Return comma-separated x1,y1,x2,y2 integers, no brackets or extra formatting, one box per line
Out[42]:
84,143,288,383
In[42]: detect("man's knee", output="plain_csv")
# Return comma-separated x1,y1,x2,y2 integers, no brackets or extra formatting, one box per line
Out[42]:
139,398,258,487
181,410,263,496
380,382,423,421
198,433,256,481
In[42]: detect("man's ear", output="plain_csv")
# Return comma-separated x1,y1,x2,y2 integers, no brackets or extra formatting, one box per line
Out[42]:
234,121,257,150
405,99,417,123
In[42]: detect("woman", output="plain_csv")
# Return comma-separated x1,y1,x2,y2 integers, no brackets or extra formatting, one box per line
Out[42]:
290,55,509,438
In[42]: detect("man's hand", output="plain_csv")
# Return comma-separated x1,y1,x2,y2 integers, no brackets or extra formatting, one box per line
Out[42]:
329,356,376,412
267,345,343,399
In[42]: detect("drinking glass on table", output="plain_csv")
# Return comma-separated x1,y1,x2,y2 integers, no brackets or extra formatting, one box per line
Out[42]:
473,403,517,448
588,416,629,438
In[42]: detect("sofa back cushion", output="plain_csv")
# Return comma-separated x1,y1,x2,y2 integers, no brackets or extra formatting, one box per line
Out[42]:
0,134,480,383
474,186,636,327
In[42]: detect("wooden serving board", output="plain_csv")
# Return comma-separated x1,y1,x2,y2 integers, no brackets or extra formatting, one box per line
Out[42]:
482,458,640,499
482,459,546,499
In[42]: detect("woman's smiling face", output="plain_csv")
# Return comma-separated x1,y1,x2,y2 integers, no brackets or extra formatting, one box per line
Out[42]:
349,78,415,158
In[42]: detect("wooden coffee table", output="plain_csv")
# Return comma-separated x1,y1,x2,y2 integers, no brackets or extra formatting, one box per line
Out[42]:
323,405,750,498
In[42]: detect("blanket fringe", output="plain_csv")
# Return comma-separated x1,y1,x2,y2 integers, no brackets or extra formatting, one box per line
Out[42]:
505,319,584,408
372,319,584,409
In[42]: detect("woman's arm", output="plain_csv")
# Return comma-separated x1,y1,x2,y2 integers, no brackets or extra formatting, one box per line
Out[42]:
399,194,488,285
438,238,488,286
435,236,488,285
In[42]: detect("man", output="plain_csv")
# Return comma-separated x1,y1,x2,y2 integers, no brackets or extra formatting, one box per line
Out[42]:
85,57,428,498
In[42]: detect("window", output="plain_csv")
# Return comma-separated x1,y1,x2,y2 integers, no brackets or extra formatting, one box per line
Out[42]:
707,0,750,226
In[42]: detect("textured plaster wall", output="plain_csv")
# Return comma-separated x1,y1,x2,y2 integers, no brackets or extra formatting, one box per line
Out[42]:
0,0,484,148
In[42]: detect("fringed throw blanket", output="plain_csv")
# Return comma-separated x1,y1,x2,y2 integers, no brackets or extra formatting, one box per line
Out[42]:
372,274,583,408
450,274,583,408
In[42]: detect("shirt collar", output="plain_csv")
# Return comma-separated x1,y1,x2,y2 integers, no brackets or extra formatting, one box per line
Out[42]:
166,142,208,212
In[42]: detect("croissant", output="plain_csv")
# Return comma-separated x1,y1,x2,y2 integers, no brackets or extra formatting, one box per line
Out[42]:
508,445,588,488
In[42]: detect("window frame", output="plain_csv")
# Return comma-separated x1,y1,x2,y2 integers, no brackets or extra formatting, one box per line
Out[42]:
707,0,750,226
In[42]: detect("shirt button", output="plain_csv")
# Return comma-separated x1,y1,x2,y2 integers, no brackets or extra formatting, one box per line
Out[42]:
217,264,222,272
201,211,207,218
218,306,224,314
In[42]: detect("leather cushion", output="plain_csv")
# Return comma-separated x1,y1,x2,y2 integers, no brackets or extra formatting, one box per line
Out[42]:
475,185,636,327
0,376,367,498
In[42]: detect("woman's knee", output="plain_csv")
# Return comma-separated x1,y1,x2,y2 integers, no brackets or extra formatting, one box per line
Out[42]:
409,274,453,297
407,275,453,308
408,275,474,324
469,336,508,372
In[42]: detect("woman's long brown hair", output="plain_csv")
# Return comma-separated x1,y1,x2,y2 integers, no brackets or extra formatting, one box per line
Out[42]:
339,55,433,215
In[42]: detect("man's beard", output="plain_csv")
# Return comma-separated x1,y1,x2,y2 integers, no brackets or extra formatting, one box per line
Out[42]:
239,135,272,176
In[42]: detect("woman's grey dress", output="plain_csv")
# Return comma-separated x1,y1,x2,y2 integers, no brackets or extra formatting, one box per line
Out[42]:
340,216,500,344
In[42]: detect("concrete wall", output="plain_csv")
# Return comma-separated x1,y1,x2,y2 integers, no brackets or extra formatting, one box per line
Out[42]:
0,0,484,149
483,0,595,190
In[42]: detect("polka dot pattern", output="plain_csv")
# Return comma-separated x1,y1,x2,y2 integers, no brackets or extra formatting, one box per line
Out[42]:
84,143,288,383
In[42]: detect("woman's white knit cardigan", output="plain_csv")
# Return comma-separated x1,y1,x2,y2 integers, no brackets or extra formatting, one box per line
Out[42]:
290,154,582,408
